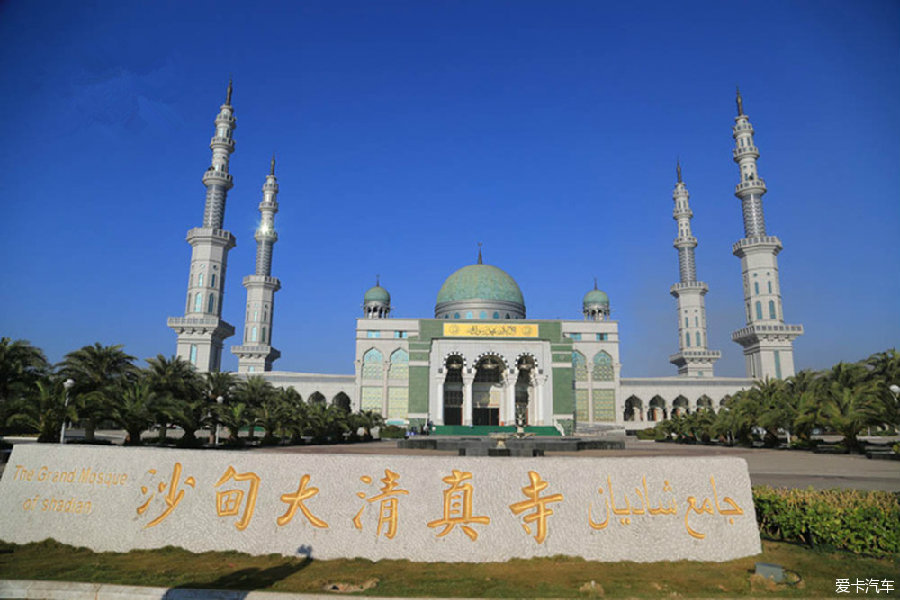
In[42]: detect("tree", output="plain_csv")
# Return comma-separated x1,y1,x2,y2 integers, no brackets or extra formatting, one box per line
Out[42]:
276,387,307,444
305,402,349,443
749,377,791,446
862,349,900,430
815,362,879,451
0,338,50,432
5,378,76,443
215,401,251,446
111,377,158,446
59,343,137,441
204,371,237,445
234,376,275,443
145,355,203,444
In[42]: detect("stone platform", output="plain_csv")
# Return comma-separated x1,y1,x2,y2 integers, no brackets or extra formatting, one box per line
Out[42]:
398,436,625,456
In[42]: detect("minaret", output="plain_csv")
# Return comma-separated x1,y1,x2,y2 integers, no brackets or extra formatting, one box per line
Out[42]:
232,155,282,372
668,161,721,376
167,81,237,372
730,89,803,379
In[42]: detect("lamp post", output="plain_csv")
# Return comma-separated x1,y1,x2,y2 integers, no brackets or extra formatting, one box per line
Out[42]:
214,396,224,447
60,378,75,444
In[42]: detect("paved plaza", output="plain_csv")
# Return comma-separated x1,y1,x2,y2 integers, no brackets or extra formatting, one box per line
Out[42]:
252,437,900,492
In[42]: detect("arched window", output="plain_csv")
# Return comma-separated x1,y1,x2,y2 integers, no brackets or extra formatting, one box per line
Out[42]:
768,300,776,319
755,301,762,320
505,313,510,319
210,274,216,288
493,312,499,319
362,348,383,380
768,281,772,293
754,282,760,295
454,313,460,319
466,311,473,319
251,327,258,342
592,351,614,381
390,349,409,380
694,316,699,327
194,293,202,312
684,317,689,328
197,273,204,287
572,351,588,381
686,333,691,347
695,332,701,347
207,294,215,313
189,345,197,365
261,327,267,343
479,311,487,319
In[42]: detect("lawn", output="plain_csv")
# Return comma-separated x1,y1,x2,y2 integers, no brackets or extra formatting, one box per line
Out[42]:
0,539,897,597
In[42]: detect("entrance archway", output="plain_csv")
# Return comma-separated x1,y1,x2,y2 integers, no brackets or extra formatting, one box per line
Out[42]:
624,395,643,422
514,355,536,426
473,354,504,426
442,355,464,425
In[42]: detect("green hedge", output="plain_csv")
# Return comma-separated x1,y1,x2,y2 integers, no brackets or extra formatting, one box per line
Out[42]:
753,486,900,557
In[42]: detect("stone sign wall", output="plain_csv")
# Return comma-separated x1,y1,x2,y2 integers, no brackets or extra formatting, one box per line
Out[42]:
0,445,761,562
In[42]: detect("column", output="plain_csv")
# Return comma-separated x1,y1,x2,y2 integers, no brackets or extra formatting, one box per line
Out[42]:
533,374,547,425
504,369,516,425
462,370,475,426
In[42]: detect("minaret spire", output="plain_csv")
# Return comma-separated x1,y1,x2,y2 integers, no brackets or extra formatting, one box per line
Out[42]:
729,90,802,379
668,163,720,376
167,88,238,372
226,78,233,106
736,86,743,116
477,242,483,264
232,158,282,372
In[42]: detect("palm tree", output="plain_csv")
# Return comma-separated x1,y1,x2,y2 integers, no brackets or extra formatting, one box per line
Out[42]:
305,402,349,443
815,362,878,451
234,376,275,443
863,349,900,430
0,338,50,432
5,378,76,443
204,371,236,445
59,343,137,442
749,377,790,446
215,401,251,446
275,387,307,444
111,378,158,446
145,355,203,444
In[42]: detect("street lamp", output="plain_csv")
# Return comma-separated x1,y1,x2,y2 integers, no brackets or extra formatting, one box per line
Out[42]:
60,379,75,444
214,396,224,447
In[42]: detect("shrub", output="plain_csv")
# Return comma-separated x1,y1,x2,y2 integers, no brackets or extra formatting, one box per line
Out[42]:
379,425,406,439
753,486,900,557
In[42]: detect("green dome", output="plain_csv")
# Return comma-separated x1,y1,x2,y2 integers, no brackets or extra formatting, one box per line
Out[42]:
436,264,524,306
583,289,609,306
364,285,390,303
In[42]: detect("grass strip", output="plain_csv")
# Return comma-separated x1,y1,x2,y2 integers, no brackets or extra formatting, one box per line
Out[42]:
0,539,897,598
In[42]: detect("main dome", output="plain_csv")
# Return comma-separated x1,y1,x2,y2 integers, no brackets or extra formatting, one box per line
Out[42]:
435,263,526,319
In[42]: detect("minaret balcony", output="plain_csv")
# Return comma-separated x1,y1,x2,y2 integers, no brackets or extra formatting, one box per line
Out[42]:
186,227,236,249
673,236,697,249
732,145,759,159
734,179,767,194
673,207,693,218
731,323,803,345
732,236,782,255
202,169,234,186
733,122,753,133
670,281,708,296
242,274,282,289
210,135,236,150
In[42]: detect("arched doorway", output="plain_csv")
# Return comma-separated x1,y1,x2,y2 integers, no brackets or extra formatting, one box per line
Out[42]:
697,395,713,413
473,354,504,426
442,355,464,425
308,391,326,406
514,355,537,426
624,395,643,422
649,396,666,421
332,392,351,412
672,395,689,417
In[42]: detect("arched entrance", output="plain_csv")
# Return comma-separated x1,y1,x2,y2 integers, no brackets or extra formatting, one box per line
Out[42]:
473,354,504,426
442,355,464,425
649,396,666,421
672,395,689,417
332,392,351,412
624,395,643,422
514,355,537,426
308,391,326,406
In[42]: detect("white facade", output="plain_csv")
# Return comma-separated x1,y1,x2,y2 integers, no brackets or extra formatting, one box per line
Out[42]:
165,88,807,430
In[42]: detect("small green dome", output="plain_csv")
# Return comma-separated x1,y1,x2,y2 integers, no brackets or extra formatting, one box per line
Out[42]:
364,285,390,303
437,264,524,306
583,289,609,306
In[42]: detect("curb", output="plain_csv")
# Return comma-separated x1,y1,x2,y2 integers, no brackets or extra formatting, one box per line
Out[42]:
0,580,462,600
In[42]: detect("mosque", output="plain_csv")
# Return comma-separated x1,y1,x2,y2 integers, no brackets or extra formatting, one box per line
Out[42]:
166,84,803,433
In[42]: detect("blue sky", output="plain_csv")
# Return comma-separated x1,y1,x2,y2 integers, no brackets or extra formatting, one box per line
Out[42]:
0,0,897,377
